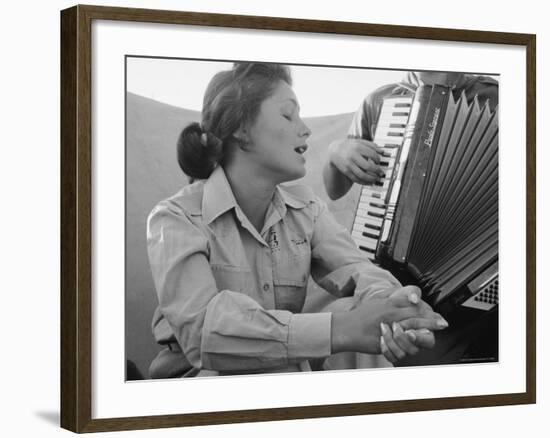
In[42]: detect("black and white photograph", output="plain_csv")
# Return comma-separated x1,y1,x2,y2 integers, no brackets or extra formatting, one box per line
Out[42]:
124,58,500,381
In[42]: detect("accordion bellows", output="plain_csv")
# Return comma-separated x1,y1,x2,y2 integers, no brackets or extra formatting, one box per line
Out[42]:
352,84,498,314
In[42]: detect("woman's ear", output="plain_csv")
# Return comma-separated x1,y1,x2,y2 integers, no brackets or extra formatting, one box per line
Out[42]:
233,126,251,150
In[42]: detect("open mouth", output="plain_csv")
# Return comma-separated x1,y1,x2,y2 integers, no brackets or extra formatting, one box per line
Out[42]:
294,145,308,155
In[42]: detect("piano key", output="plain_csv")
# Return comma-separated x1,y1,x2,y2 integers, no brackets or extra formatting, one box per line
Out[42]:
367,208,385,219
353,217,384,230
376,116,409,125
384,96,414,105
357,200,385,212
375,136,406,145
374,137,403,146
351,233,378,250
361,200,386,211
359,194,387,208
371,179,391,191
354,207,385,221
377,113,409,122
375,129,406,138
362,230,380,240
357,202,386,217
375,120,409,127
357,247,376,260
353,227,382,240
376,120,410,130
352,223,381,237
376,124,407,133
375,144,401,151
359,191,386,203
376,157,395,166
359,191,388,203
372,150,398,161
378,107,411,116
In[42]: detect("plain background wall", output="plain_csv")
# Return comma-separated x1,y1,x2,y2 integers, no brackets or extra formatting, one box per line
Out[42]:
0,0,546,436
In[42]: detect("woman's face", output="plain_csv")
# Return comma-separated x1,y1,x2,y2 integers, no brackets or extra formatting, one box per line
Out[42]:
244,80,311,184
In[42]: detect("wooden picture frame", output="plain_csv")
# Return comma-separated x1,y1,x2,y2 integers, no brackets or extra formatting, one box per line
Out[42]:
61,4,536,433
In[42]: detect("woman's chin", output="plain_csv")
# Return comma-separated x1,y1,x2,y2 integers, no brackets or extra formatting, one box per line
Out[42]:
265,162,307,185
283,165,307,183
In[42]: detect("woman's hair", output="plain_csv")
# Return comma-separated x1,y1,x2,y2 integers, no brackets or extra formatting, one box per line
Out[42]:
177,62,292,180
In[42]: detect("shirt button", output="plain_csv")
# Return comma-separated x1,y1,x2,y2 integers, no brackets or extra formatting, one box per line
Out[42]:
263,283,270,291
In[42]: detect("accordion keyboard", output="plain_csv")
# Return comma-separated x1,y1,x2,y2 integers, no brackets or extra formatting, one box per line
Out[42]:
351,96,414,259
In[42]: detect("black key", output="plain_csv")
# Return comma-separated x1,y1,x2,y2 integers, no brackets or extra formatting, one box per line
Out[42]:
362,231,379,240
364,223,381,231
359,246,376,254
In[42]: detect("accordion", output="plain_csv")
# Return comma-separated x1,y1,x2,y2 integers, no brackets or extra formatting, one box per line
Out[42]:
351,84,499,316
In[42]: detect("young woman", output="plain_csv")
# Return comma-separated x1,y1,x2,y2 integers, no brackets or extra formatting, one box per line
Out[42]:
146,63,447,378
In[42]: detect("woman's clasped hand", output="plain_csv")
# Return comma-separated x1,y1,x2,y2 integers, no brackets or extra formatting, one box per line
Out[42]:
331,285,447,363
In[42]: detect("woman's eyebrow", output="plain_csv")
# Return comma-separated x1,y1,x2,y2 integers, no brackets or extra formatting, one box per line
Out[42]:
281,98,300,111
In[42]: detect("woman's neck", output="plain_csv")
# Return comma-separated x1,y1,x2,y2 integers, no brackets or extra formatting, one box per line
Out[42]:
223,162,277,233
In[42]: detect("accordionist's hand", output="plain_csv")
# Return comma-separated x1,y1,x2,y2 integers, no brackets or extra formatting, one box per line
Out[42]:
328,136,386,185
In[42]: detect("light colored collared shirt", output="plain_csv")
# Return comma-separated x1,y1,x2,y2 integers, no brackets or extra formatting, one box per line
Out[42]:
147,166,400,375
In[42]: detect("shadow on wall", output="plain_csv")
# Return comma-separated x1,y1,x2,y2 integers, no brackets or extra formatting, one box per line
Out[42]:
125,92,357,379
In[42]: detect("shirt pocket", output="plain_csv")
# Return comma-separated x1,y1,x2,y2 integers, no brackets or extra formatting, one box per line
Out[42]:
210,264,252,295
272,229,311,313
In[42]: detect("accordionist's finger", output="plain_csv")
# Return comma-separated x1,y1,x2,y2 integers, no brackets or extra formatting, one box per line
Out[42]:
352,139,382,164
351,153,385,177
347,162,380,185
347,135,386,155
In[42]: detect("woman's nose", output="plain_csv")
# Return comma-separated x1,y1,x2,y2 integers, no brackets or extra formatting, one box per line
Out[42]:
300,120,312,138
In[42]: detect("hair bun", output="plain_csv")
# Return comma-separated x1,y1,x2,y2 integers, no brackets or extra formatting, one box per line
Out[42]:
177,122,223,180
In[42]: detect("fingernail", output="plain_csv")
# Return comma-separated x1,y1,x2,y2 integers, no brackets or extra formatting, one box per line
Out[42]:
418,329,432,334
380,336,387,351
406,330,417,342
380,322,388,335
437,319,449,328
409,293,419,304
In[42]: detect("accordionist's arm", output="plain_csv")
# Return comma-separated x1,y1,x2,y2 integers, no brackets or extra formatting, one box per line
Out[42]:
322,97,383,200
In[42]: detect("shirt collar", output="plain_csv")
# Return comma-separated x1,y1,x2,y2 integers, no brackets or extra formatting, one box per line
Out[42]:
202,167,309,225
275,185,309,211
202,166,239,224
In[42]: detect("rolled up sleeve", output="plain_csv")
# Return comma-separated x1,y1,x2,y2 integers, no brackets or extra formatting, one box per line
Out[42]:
347,95,376,141
201,291,331,371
